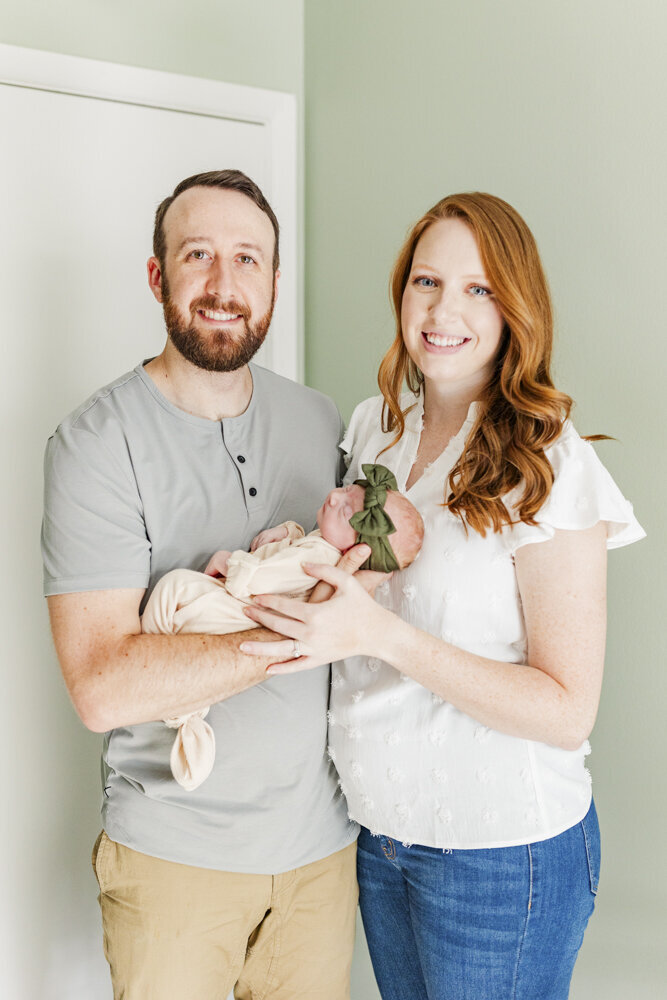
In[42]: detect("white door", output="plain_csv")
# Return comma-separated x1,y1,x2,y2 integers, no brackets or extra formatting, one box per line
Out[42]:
0,43,297,1000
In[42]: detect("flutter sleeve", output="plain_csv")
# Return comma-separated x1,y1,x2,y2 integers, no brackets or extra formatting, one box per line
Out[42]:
507,422,646,553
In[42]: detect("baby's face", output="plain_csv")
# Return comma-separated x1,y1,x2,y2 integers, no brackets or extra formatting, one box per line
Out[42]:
316,484,365,550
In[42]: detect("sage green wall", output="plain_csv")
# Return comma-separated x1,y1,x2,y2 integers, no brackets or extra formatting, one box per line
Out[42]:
0,1,304,93
305,2,665,998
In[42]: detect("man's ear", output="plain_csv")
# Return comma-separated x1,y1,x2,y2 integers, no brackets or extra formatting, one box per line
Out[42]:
273,268,281,304
147,257,164,303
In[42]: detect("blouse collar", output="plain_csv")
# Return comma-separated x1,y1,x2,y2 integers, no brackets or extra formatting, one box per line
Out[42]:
399,387,480,492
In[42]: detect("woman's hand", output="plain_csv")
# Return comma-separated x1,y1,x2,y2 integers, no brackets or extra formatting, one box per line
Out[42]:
239,545,391,674
308,543,390,604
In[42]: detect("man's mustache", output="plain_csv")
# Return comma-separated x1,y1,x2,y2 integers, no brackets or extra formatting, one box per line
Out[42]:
190,296,251,320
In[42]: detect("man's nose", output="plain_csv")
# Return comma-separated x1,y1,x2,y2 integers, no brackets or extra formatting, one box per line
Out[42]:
205,258,238,300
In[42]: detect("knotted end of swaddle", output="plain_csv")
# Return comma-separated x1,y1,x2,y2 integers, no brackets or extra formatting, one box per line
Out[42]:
164,708,216,791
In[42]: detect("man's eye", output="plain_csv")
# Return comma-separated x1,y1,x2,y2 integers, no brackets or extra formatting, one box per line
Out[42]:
238,255,255,265
189,250,209,260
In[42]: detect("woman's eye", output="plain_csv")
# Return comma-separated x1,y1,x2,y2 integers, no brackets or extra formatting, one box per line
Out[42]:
414,276,436,288
469,284,492,297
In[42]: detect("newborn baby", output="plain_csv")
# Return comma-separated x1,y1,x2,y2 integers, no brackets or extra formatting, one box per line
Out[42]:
142,464,424,790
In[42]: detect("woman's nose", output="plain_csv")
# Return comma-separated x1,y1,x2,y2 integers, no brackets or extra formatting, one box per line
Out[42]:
429,286,459,322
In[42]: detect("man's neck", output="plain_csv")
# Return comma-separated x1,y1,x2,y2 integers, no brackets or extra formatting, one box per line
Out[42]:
144,345,254,421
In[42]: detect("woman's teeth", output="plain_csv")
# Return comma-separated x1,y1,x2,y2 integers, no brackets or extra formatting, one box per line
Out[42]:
424,333,467,347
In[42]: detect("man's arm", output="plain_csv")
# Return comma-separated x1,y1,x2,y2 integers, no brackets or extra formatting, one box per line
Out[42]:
47,589,277,733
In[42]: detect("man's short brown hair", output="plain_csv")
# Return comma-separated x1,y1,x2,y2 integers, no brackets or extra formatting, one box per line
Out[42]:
153,170,280,274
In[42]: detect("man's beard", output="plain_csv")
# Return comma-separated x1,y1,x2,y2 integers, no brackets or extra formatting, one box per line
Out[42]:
163,289,274,373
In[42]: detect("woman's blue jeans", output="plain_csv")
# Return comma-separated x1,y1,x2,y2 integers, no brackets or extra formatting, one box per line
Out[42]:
357,800,600,1000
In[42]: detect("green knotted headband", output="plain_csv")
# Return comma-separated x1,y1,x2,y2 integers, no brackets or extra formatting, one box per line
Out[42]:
349,463,401,573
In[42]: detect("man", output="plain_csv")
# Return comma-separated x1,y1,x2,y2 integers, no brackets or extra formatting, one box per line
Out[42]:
42,171,358,999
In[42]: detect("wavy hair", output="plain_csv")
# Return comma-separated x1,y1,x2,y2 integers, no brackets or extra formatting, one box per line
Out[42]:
378,192,574,535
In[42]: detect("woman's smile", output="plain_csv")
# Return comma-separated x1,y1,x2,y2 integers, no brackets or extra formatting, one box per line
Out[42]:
421,331,471,350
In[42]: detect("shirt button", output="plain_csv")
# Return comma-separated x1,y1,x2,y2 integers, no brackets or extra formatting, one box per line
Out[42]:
237,455,246,463
249,487,257,497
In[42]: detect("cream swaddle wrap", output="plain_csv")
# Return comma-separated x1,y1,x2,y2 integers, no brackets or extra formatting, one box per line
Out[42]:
142,523,342,789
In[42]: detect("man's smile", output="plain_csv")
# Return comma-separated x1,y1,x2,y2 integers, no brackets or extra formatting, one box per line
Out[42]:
197,308,243,323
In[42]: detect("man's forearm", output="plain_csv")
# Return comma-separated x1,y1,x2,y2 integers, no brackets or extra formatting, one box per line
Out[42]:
85,628,277,731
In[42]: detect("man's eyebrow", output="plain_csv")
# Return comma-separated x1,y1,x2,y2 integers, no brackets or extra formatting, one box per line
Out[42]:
174,236,210,253
236,242,265,259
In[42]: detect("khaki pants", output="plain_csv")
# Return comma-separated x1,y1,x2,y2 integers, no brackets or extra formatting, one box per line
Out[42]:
92,832,358,1000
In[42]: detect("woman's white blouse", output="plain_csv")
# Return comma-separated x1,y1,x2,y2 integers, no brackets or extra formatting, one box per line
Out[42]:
330,392,645,849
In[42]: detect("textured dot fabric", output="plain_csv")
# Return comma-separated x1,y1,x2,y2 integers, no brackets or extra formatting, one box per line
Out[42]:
330,392,645,849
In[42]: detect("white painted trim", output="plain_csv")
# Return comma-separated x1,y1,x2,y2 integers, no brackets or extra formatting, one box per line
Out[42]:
0,42,300,381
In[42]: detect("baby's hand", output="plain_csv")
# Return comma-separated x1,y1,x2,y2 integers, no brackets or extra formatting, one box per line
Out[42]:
250,524,290,551
204,550,232,578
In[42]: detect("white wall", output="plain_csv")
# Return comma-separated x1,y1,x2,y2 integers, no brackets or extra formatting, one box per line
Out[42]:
0,4,304,997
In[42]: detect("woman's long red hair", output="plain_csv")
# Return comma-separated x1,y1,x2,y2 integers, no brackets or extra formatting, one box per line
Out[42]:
378,193,573,534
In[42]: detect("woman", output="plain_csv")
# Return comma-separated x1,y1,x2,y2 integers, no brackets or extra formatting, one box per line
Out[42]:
242,193,644,999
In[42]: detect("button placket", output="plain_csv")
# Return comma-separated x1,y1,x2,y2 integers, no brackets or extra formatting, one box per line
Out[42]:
221,423,264,514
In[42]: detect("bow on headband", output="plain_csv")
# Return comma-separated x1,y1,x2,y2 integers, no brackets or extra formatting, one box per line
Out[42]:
349,464,401,573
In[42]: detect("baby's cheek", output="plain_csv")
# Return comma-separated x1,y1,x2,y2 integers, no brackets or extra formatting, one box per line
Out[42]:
320,512,355,551
342,523,360,549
